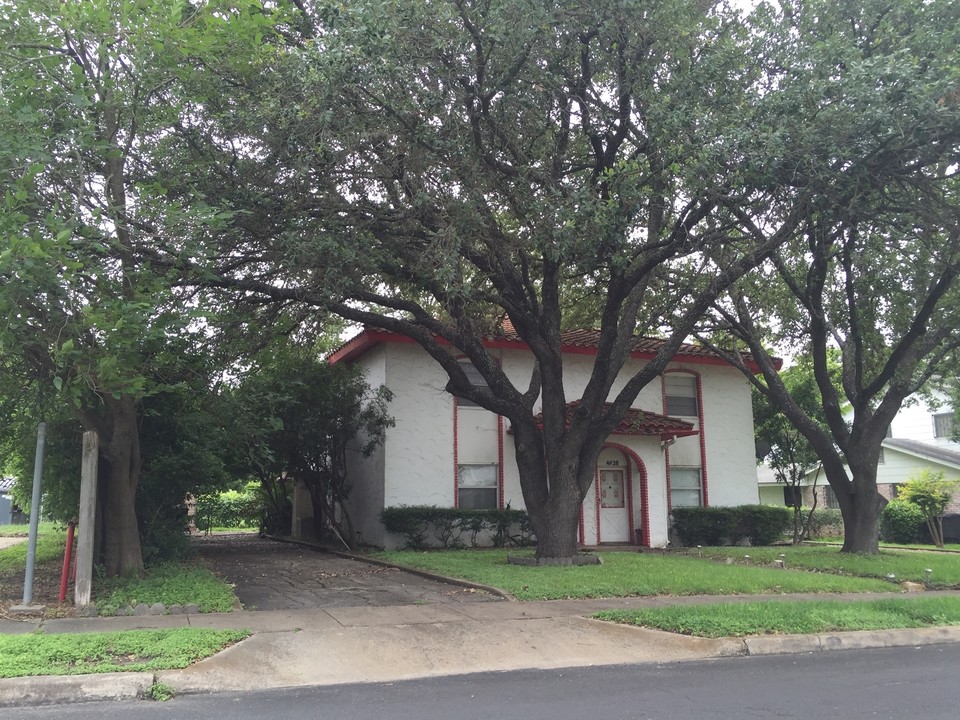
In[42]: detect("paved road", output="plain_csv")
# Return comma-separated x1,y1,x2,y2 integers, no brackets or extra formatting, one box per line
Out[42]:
10,644,960,719
193,534,497,610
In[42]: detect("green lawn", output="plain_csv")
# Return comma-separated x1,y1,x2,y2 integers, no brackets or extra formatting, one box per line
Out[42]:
596,596,960,637
0,629,249,678
372,549,893,600
0,527,65,574
94,562,237,615
0,521,60,538
690,546,960,586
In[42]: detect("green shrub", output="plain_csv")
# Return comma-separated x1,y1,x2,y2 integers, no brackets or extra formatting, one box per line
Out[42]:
672,505,792,546
736,505,792,546
380,506,531,549
671,507,740,546
880,499,927,544
194,489,261,532
804,507,844,539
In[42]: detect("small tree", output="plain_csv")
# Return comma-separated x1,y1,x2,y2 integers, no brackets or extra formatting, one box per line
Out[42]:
898,470,959,548
227,341,394,548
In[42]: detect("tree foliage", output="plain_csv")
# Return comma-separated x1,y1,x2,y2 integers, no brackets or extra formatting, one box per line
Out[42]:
899,470,959,548
162,0,820,559
226,341,394,547
702,0,960,553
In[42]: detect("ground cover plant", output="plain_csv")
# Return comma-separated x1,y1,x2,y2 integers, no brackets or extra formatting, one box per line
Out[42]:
373,549,891,600
595,596,960,638
0,628,249,678
690,546,960,587
94,562,237,615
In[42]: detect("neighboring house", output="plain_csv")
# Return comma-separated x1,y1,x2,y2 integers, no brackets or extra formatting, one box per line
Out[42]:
807,392,960,516
302,326,765,550
762,391,960,540
0,477,21,526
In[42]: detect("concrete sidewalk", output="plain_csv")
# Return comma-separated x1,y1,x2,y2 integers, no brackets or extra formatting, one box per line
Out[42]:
4,590,960,706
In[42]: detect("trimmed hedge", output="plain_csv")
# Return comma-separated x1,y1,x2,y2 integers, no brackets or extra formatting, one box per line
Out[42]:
672,505,792,547
380,506,533,549
194,490,261,531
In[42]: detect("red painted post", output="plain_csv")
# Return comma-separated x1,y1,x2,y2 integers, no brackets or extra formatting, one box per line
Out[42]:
58,521,76,605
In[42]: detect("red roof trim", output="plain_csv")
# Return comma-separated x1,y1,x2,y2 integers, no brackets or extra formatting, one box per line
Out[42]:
327,327,775,373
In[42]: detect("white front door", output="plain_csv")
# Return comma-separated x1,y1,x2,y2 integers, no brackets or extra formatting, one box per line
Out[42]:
598,469,629,542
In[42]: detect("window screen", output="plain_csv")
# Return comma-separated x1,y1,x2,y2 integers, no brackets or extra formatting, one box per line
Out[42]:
934,413,954,438
665,374,698,417
670,467,702,508
456,360,489,407
458,464,498,509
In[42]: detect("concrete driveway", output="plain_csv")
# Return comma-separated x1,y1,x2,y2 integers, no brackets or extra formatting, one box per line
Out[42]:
194,533,499,611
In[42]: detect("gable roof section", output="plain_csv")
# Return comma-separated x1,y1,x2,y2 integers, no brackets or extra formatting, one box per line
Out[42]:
328,326,770,372
884,438,960,472
511,402,697,440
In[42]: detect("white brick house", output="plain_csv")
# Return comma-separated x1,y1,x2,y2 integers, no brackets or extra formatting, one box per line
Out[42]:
321,327,763,549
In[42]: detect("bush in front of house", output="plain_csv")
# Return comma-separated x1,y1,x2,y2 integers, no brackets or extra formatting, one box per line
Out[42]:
737,505,793,546
804,507,844,539
879,499,928,544
671,507,740,546
672,505,792,547
380,506,531,549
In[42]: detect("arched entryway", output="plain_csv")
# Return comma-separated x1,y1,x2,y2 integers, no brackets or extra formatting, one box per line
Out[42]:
581,444,649,546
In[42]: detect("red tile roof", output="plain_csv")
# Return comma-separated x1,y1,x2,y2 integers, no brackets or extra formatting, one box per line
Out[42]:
328,325,772,372
519,402,697,439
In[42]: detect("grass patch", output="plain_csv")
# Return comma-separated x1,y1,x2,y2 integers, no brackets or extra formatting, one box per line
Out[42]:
596,596,960,638
0,628,249,678
372,549,892,600
0,522,60,538
691,546,960,586
0,528,65,574
95,563,237,615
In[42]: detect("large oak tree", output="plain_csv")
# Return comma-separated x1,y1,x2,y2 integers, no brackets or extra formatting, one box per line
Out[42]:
166,0,813,560
701,0,960,553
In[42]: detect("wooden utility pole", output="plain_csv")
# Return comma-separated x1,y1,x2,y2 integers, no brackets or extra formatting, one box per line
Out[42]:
74,431,98,607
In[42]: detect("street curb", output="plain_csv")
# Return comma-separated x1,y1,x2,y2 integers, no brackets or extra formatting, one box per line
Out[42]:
0,672,155,707
264,534,518,601
742,625,960,656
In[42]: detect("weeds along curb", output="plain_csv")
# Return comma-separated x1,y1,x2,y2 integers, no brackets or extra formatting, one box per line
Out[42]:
263,534,517,601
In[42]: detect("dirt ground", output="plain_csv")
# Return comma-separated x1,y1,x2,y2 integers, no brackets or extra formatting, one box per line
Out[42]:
0,536,74,620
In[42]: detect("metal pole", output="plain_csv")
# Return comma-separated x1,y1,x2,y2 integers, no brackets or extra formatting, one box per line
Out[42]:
21,421,46,607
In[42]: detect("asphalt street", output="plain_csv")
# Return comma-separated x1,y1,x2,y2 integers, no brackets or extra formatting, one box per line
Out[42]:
8,643,960,720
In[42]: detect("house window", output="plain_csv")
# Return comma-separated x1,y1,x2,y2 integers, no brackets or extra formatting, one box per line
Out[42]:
878,447,885,465
665,374,698,417
823,485,840,509
933,412,954,438
457,464,498,509
783,486,801,507
670,467,702,508
455,359,488,407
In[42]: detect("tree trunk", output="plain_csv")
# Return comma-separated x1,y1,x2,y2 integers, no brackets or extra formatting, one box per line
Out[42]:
837,468,887,554
97,395,144,576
